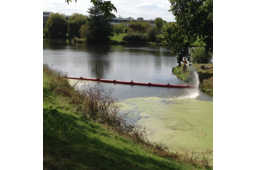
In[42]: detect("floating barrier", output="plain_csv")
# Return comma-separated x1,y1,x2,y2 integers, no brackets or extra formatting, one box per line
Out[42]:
66,76,195,88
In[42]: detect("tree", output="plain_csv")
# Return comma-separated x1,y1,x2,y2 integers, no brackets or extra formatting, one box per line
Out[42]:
65,0,117,16
128,21,150,33
168,0,213,53
129,24,142,32
113,23,125,35
109,13,116,18
164,22,190,66
137,17,144,20
86,0,114,43
68,13,87,38
191,47,212,63
155,17,163,33
79,24,90,38
46,13,67,39
146,27,157,42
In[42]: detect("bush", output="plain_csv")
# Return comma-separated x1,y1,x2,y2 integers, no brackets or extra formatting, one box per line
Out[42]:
146,27,157,42
79,24,90,39
191,47,212,63
123,32,149,42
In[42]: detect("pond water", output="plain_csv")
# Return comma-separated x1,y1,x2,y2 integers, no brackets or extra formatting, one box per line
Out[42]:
43,39,212,102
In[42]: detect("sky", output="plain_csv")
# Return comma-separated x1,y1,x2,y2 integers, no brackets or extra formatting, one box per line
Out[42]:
43,0,176,22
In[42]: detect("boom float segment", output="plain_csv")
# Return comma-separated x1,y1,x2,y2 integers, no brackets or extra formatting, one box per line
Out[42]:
66,76,195,88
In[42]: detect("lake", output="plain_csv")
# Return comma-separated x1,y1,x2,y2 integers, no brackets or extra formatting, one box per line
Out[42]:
43,39,212,102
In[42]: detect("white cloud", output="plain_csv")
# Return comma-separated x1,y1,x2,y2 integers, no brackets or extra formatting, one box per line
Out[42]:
43,0,175,21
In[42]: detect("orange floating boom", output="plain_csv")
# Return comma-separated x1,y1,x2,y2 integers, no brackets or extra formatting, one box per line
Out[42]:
66,76,195,88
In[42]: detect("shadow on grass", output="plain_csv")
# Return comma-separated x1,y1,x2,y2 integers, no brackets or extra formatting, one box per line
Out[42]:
43,87,53,103
43,108,186,170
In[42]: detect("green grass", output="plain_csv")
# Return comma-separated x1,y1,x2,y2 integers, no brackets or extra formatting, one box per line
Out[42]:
172,66,193,84
43,66,209,170
110,33,126,42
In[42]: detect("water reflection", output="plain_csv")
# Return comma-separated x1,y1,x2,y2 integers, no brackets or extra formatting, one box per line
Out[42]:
43,39,69,50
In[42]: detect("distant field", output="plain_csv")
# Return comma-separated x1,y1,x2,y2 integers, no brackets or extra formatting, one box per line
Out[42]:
110,33,126,42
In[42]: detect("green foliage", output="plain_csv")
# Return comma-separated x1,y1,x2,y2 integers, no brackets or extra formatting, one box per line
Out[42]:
191,36,206,47
164,22,190,66
164,0,213,66
113,23,125,35
168,0,213,53
191,47,212,63
79,24,90,39
46,13,67,39
128,20,151,33
146,27,157,42
123,32,149,42
155,17,163,32
86,0,114,43
43,28,49,38
68,13,87,38
200,76,213,96
124,27,128,33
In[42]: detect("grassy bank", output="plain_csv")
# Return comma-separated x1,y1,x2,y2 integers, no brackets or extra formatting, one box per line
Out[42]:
43,64,211,169
172,66,194,84
172,64,213,96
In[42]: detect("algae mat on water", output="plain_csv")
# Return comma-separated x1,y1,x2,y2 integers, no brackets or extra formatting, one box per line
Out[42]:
120,97,213,153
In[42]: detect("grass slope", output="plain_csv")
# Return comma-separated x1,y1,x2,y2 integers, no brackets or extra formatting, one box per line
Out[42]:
43,69,209,169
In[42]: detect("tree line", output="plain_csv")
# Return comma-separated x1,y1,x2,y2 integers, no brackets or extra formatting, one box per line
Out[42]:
44,0,213,63
44,4,166,43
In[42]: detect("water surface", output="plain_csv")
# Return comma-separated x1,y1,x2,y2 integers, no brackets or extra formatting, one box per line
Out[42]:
43,39,212,102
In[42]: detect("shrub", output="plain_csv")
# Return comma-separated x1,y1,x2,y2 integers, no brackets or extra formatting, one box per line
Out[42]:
79,24,90,39
146,27,157,42
123,32,149,42
191,47,212,63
